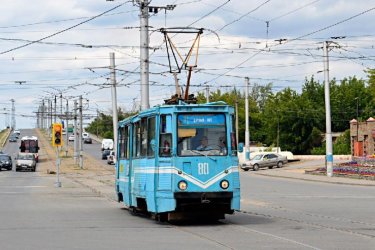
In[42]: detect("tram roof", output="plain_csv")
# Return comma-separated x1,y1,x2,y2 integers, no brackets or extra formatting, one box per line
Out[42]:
119,101,234,126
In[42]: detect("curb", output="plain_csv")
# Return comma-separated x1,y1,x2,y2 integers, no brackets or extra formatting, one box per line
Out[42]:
253,171,375,187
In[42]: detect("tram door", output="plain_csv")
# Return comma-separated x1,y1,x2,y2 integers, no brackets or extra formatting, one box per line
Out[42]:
118,125,132,206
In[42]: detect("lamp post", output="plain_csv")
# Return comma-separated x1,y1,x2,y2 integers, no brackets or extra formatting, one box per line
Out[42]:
355,97,359,142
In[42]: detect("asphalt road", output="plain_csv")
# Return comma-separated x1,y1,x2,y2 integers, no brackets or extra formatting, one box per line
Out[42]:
0,129,374,249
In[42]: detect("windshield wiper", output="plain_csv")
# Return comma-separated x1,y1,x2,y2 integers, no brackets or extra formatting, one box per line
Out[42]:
192,150,217,162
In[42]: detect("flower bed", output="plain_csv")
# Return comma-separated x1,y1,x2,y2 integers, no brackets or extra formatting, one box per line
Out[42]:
308,158,375,180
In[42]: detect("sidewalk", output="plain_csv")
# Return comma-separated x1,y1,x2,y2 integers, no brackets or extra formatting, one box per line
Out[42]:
35,129,117,201
252,161,375,186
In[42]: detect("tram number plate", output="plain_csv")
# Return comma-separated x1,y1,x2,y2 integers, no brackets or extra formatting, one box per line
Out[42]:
198,163,209,175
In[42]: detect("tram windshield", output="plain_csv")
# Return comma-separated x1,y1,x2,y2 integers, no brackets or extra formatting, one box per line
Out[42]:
177,113,227,156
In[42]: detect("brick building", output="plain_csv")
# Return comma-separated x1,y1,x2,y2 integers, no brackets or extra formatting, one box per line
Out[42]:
349,117,375,156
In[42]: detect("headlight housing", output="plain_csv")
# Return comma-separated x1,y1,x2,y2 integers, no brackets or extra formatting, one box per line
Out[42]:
178,181,187,191
220,180,229,189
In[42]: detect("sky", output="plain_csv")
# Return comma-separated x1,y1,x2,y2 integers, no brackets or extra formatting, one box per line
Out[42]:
0,0,374,129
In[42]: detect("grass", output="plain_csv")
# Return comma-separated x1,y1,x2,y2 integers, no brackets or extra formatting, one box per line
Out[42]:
0,128,10,149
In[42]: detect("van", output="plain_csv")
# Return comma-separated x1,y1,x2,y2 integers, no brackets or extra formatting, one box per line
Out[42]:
101,139,114,151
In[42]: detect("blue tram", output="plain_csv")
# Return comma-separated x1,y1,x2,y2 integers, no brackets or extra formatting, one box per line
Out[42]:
115,101,240,220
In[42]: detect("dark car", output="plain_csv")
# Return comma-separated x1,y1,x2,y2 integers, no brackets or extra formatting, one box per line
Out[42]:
0,154,13,171
84,137,92,144
9,136,18,142
102,149,111,160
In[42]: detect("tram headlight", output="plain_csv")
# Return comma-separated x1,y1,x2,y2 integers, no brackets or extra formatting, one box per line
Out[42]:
220,180,229,189
178,181,187,191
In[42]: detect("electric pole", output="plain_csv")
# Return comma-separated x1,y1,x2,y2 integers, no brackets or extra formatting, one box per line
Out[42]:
245,77,250,161
73,100,78,164
323,41,333,177
65,99,69,157
206,86,210,103
79,96,83,169
139,0,150,110
10,99,15,130
135,1,176,110
110,52,118,160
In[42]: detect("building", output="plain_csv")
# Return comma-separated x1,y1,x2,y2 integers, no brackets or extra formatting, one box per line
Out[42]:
349,117,375,157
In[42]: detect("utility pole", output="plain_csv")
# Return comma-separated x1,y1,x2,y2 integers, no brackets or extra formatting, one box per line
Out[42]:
245,77,250,161
235,100,239,147
49,99,53,138
79,96,83,169
73,100,78,164
110,52,118,160
54,95,57,123
65,99,69,157
323,41,333,177
139,0,150,110
10,99,15,130
60,94,63,122
42,100,45,129
136,1,176,110
206,86,210,103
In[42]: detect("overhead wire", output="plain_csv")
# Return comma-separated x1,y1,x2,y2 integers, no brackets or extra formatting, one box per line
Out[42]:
0,1,131,55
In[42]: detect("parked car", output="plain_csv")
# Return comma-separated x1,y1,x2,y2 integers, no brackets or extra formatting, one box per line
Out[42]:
15,152,36,172
0,154,12,171
83,137,92,144
102,149,111,160
101,139,114,151
107,151,115,165
82,132,89,139
241,153,287,171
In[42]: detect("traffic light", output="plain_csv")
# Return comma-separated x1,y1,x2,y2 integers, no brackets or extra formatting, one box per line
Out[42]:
52,123,63,147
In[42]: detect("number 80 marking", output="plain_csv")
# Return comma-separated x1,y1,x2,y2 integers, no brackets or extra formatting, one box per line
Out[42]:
198,163,209,175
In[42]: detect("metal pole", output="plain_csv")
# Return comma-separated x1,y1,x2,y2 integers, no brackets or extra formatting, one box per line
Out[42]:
235,100,239,147
65,99,69,157
54,95,57,123
60,94,63,122
49,100,52,138
245,77,250,161
42,100,45,129
206,86,210,103
140,0,150,110
79,96,83,169
323,41,333,177
277,113,280,153
356,97,359,142
73,100,78,164
55,147,61,188
110,53,119,161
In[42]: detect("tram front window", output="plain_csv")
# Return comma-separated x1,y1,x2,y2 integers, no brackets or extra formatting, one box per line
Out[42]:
177,113,227,156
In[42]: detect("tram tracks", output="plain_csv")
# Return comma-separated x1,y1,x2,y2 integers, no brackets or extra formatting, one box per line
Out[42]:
239,207,375,239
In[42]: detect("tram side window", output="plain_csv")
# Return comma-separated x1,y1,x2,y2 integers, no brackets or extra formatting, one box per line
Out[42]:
147,117,156,157
119,127,125,159
124,126,130,159
140,118,148,157
231,114,237,155
159,115,172,157
133,122,141,158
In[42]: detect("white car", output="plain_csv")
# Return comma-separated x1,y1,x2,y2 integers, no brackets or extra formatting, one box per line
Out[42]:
68,135,75,141
241,153,288,171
